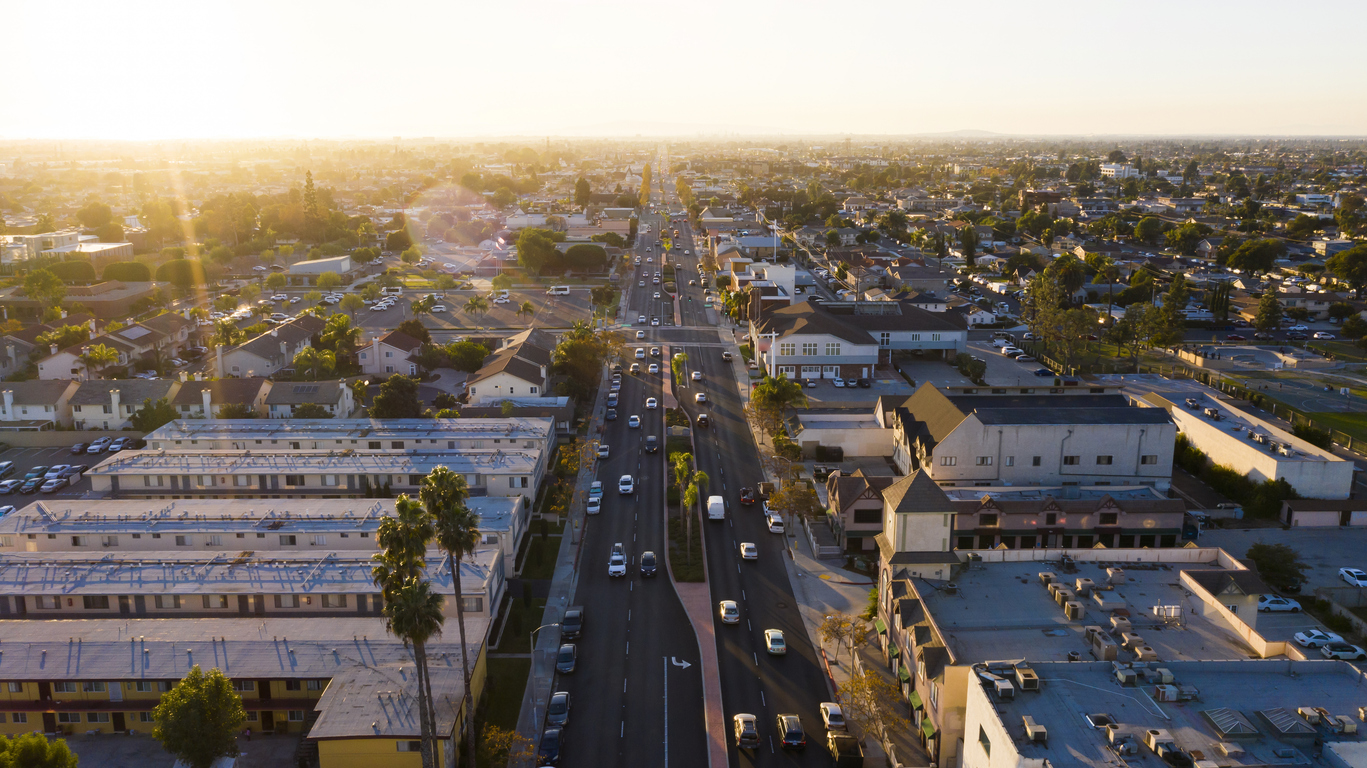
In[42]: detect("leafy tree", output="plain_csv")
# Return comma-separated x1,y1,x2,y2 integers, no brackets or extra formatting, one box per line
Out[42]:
76,200,113,229
370,374,422,418
293,402,334,419
316,272,343,291
0,731,79,767
1153,272,1188,346
1133,216,1165,245
1328,302,1356,322
102,261,152,282
478,725,535,767
1254,290,1283,332
1244,543,1307,589
574,177,591,207
23,268,66,311
958,225,978,265
401,247,422,265
1226,238,1284,274
156,259,207,291
34,213,56,234
1343,315,1367,340
1285,214,1322,239
385,229,413,252
837,669,910,745
515,228,560,274
37,324,90,352
819,614,869,667
264,272,287,290
551,323,623,403
1109,303,1156,370
216,402,257,419
131,397,179,432
1326,245,1367,299
47,261,97,284
152,666,248,768
292,347,336,380
397,319,431,344
213,320,244,348
1164,221,1212,255
490,273,513,292
444,341,489,372
340,293,366,317
746,376,808,439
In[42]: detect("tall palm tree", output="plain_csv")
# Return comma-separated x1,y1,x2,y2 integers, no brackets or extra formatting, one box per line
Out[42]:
516,300,536,324
372,496,439,766
672,453,695,564
212,320,243,349
81,344,120,380
462,296,489,325
420,467,479,763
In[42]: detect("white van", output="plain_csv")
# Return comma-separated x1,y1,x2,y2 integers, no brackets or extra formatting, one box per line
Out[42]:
546,285,571,296
381,286,403,296
707,495,725,521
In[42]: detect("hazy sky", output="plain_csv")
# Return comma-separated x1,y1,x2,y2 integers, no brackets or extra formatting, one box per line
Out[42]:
8,0,1366,139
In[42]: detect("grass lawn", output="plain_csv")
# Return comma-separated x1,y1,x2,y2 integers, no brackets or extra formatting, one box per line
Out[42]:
518,534,560,580
1308,341,1367,363
668,510,705,582
1304,412,1367,443
494,598,548,653
482,658,531,733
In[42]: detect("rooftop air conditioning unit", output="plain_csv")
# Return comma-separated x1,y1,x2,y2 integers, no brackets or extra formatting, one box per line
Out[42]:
1093,633,1119,662
1106,567,1126,585
1154,668,1174,685
1055,587,1075,606
1114,665,1136,685
1015,665,1040,691
1203,407,1221,420
1111,616,1132,634
1154,685,1179,702
1145,729,1175,753
994,679,1015,699
1120,632,1146,651
1217,742,1246,758
1075,577,1096,597
1134,645,1159,662
1065,601,1086,620
1022,716,1048,744
1038,571,1057,586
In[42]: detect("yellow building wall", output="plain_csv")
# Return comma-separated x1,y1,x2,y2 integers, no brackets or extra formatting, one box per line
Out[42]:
318,738,443,768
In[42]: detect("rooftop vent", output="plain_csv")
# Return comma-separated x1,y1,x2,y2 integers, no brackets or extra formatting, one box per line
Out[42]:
1022,716,1047,744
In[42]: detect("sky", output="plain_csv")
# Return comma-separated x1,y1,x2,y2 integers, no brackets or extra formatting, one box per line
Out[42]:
7,0,1366,140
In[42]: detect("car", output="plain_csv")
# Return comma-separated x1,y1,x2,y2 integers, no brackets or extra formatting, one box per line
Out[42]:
739,487,756,505
40,478,66,494
1033,368,1053,377
597,444,610,459
608,543,627,577
689,280,697,286
636,330,645,339
721,351,733,361
650,347,661,357
644,435,659,453
586,497,601,515
1341,567,1367,587
645,397,658,409
1314,331,1336,340
44,465,70,479
691,371,702,381
1015,355,1037,363
806,379,817,388
638,315,646,324
618,475,635,494
87,438,111,454
1294,629,1343,648
635,347,646,359
856,378,871,388
820,702,846,731
431,305,446,313
588,481,603,500
1253,332,1273,340
70,443,87,454
0,506,13,516
18,478,43,494
546,692,571,727
653,292,661,299
1001,346,1023,356
109,437,131,452
629,363,640,375
1321,642,1367,661
776,713,805,749
1258,595,1302,612
832,377,846,388
695,393,707,404
766,513,785,534
0,480,19,495
1289,324,1309,331
627,415,640,429
719,600,740,624
733,714,761,749
493,296,510,304
537,727,563,765
559,606,584,640
640,550,657,577
740,542,758,560
605,408,618,421
22,466,48,481
1225,334,1246,341
1288,332,1308,340
764,629,787,655
648,363,659,374
696,413,710,428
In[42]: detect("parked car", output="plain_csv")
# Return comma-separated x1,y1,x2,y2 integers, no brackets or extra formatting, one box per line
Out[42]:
108,437,132,452
86,438,111,454
537,727,563,765
0,480,21,495
1287,332,1308,340
18,478,43,494
1225,334,1246,341
1341,567,1367,587
1294,629,1343,648
22,466,48,481
820,702,847,732
546,692,571,727
1321,642,1367,661
69,443,87,454
1257,595,1301,612
39,478,65,494
1314,332,1336,340
1033,368,1053,377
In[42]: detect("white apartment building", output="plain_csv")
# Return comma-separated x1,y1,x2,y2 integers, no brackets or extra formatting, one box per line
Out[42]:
1100,163,1140,179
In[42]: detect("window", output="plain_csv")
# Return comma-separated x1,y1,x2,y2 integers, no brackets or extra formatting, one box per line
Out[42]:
52,682,77,693
1096,455,1113,465
909,333,921,341
391,441,404,450
5,683,19,693
1045,513,1058,526
311,535,327,546
284,475,304,486
801,343,818,356
88,712,110,723
134,682,153,692
144,476,164,487
854,509,880,524
306,680,324,691
285,680,303,691
138,712,153,723
461,597,484,613
368,441,381,450
398,741,422,753
939,456,956,466
321,595,348,608
207,535,222,546
1063,456,1080,466
1032,456,1041,467
288,710,305,722
979,514,998,527
280,535,297,546
979,726,992,757
1003,456,1014,467
158,681,173,692
82,682,106,692
322,474,339,486
275,595,301,608
234,475,252,487
198,475,213,487
530,386,538,394
82,596,110,610
101,535,118,547
1141,454,1158,465
880,332,891,347
175,535,191,547
154,595,181,609
202,595,228,609
11,713,25,724
975,456,992,466
71,536,88,547
779,343,795,356
825,342,840,356
58,713,80,724
232,680,255,692
35,596,60,610
931,333,941,342
1099,512,1119,526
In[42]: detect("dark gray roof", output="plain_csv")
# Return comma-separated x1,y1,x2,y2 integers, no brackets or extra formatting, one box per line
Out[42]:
171,378,270,406
469,350,545,387
70,379,176,405
233,316,322,361
1186,569,1270,598
0,380,76,405
947,394,1173,426
264,380,344,405
881,471,951,515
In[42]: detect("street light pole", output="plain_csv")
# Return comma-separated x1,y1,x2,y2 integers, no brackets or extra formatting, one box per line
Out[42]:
529,622,561,732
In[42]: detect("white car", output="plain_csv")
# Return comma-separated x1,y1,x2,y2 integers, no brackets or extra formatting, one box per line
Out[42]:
719,600,740,624
270,294,288,302
1342,567,1367,587
638,315,646,324
654,292,661,299
1001,346,1023,356
763,629,787,656
740,542,758,560
597,444,610,459
431,305,446,313
695,393,707,404
628,415,641,428
1313,332,1336,340
586,497,601,515
493,297,510,304
636,330,645,339
1294,629,1343,648
766,513,785,534
820,703,846,731
635,348,646,359
1289,324,1309,331
640,281,646,287
691,371,702,381
651,317,660,326
1321,642,1367,661
608,543,627,577
618,475,635,494
1257,595,1301,613
645,398,658,410
832,377,846,388
588,481,603,500
648,363,659,374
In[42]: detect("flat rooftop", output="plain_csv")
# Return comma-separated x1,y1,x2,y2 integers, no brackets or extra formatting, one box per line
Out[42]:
89,449,540,476
0,548,499,595
941,485,1170,502
145,417,553,445
981,659,1367,768
921,558,1261,663
1,497,520,536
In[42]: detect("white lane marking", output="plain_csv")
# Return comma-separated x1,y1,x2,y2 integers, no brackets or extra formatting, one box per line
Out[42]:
754,652,759,665
621,721,625,738
737,564,741,574
623,678,628,693
663,656,669,768
747,619,752,631
626,641,629,656
761,691,765,707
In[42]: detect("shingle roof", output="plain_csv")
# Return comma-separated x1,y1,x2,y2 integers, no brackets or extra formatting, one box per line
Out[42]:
265,380,344,405
233,316,321,360
1186,569,1270,598
70,379,176,406
378,330,424,355
881,470,951,515
170,378,270,406
0,379,76,405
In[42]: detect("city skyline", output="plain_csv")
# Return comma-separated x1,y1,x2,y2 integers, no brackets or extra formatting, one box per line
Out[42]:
7,0,1367,140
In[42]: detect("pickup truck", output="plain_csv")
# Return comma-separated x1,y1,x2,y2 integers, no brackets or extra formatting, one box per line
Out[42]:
828,733,864,768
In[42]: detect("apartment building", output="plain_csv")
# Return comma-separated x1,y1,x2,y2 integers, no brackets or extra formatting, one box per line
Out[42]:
69,379,179,430
0,380,80,429
170,378,272,418
265,380,353,418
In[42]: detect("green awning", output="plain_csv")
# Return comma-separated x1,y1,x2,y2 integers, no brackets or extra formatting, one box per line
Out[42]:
922,719,938,739
888,643,901,658
908,690,923,709
898,666,911,683
874,618,887,634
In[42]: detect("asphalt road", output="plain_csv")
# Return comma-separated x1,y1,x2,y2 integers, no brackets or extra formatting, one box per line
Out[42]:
555,196,707,768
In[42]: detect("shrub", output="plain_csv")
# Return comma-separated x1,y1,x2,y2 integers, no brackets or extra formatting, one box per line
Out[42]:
1292,423,1332,450
102,261,152,282
48,260,96,284
156,259,208,289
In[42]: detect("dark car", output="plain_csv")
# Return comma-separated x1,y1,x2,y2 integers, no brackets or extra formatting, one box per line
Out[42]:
537,727,563,765
546,691,571,727
1253,332,1272,340
1225,334,1246,341
560,607,583,640
1032,368,1053,377
555,643,577,674
856,378,871,388
776,714,806,750
721,351,733,361
696,414,710,429
605,409,618,421
1279,580,1303,594
644,435,658,453
1288,332,1308,340
19,478,44,494
640,551,658,577
739,487,757,506
23,466,49,481
69,443,87,455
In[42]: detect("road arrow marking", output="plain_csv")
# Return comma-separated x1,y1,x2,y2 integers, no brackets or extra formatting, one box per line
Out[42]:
671,657,691,670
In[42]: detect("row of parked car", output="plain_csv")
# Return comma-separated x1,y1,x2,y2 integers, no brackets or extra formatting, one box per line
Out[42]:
0,462,88,495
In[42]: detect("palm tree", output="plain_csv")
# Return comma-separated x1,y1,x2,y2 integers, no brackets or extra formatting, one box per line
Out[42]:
80,344,120,380
420,467,479,762
516,300,536,324
212,320,243,349
372,496,439,767
672,453,696,564
462,295,489,325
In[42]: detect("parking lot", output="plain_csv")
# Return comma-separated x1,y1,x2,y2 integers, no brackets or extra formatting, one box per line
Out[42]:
0,444,107,503
1201,526,1367,595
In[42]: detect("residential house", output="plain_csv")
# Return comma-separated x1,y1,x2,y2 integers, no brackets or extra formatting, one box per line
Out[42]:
467,328,554,404
215,314,325,379
170,378,273,419
265,380,354,418
37,315,193,381
0,379,80,429
359,330,425,376
826,468,897,553
886,264,956,294
69,378,180,430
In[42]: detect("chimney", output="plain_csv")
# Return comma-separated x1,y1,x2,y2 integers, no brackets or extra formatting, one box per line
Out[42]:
215,346,224,377
50,344,58,357
280,341,288,356
110,389,121,417
271,329,278,338
179,370,188,383
60,310,67,320
2,390,12,419
371,336,381,370
88,320,95,332
202,387,212,417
